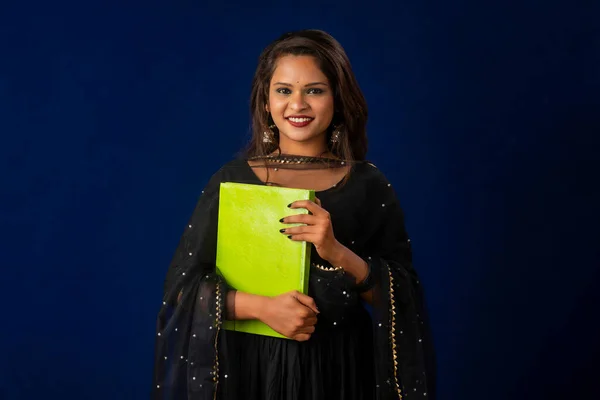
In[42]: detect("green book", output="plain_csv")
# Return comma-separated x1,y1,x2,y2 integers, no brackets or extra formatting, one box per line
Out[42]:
215,182,315,339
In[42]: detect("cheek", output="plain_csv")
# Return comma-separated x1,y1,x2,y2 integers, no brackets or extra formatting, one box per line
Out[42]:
318,98,335,119
268,97,286,115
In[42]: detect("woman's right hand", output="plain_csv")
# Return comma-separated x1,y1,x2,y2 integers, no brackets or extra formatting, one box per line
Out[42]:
259,291,319,342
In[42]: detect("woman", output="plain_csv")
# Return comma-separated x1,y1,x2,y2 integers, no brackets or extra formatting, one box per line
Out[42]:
153,29,436,400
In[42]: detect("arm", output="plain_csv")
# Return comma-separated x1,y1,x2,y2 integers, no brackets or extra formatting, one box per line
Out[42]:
327,243,374,304
177,289,269,320
282,199,375,303
225,289,319,342
225,290,267,320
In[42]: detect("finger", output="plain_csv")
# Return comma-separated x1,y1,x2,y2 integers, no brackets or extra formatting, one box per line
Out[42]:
287,233,318,244
280,213,318,225
314,197,321,207
297,325,316,334
280,225,316,235
289,200,326,215
304,316,318,326
293,292,319,314
293,333,311,342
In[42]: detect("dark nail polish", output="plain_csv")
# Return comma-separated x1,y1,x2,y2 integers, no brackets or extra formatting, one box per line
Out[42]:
279,218,284,223
287,235,292,239
287,203,292,208
279,229,286,233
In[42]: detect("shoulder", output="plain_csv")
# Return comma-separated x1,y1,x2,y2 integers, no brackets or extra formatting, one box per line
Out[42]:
352,160,394,188
206,157,249,181
201,156,254,192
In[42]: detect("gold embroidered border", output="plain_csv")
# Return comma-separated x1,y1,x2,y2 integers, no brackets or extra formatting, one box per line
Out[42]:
313,263,344,272
213,282,223,400
389,268,403,399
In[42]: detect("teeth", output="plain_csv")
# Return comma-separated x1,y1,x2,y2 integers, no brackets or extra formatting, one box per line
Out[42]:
288,117,312,123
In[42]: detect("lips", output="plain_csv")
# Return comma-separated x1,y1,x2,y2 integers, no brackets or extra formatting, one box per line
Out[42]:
286,115,314,128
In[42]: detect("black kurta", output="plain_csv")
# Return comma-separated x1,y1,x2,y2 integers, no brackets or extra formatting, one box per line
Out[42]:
153,158,436,400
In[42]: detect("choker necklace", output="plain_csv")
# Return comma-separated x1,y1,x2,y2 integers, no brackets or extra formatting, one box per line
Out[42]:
248,153,349,170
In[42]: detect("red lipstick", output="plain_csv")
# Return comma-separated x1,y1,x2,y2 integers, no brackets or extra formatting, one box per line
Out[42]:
286,115,314,128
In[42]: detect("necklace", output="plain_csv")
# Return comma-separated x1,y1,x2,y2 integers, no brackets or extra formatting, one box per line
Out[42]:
248,153,348,171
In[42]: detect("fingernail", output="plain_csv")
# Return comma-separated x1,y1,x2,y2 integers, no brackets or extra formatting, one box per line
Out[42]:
287,235,292,239
279,229,286,233
279,218,284,223
287,203,292,208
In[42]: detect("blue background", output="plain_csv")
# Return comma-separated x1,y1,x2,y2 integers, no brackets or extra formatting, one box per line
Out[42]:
1,0,598,399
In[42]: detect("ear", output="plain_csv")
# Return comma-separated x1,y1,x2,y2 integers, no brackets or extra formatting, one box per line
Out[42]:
265,103,270,113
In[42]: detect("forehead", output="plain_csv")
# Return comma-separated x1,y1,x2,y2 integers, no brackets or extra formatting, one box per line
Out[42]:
271,55,328,84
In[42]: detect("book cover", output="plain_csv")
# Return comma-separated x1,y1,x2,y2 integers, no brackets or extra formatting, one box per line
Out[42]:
215,182,315,339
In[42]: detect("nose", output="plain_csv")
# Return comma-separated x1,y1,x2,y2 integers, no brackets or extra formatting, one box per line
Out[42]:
289,91,308,111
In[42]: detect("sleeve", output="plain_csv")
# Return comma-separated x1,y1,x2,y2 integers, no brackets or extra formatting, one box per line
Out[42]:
365,168,437,400
152,168,229,400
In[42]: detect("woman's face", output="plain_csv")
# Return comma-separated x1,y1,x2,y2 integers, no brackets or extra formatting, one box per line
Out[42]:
267,55,335,152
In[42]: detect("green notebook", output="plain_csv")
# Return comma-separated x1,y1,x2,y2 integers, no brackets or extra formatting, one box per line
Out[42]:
215,182,315,339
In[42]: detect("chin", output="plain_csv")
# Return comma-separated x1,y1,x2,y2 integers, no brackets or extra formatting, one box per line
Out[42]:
280,130,326,144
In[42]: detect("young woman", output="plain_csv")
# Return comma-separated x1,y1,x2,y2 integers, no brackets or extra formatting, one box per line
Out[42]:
153,29,436,400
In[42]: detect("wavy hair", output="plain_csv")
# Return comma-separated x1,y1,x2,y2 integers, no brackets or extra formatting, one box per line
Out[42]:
245,29,368,162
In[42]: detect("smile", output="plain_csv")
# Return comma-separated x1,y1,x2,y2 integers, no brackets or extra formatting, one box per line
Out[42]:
286,116,314,127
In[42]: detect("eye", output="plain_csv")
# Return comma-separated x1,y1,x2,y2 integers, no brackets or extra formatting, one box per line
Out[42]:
275,88,291,95
307,88,324,95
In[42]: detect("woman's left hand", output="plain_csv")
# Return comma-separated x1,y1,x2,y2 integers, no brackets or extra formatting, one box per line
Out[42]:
280,198,342,263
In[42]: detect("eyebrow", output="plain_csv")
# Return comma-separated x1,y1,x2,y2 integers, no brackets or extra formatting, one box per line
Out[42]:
273,82,329,87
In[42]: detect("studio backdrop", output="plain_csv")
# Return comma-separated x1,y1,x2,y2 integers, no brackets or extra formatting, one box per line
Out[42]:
1,1,598,399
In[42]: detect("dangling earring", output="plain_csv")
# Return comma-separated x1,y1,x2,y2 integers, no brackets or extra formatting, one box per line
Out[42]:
263,124,277,143
331,124,343,144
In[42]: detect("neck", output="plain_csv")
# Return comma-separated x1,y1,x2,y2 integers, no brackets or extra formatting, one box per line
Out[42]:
278,138,329,157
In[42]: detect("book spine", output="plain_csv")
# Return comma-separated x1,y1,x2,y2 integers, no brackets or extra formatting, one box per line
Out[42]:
300,190,316,294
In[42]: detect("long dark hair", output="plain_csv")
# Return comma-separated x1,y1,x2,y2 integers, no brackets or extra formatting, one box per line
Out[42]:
246,29,369,162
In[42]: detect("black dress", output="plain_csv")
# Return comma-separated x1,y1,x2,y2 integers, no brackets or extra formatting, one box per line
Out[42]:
152,158,436,400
